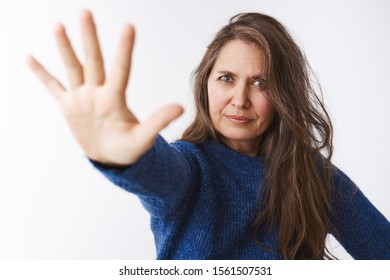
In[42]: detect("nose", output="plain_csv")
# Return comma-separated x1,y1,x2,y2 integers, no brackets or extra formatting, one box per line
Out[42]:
231,84,250,109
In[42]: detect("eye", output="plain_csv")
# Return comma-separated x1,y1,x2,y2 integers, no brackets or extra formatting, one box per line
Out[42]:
252,79,266,90
218,75,233,83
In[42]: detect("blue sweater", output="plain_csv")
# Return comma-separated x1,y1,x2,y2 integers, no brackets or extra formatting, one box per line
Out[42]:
92,136,390,259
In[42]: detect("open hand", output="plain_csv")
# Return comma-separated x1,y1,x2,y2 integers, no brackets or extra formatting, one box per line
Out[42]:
27,10,183,166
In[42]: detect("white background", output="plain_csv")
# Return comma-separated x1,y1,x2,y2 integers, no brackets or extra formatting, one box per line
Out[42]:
0,0,389,259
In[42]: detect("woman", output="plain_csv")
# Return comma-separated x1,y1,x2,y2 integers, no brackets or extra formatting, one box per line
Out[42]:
27,10,390,259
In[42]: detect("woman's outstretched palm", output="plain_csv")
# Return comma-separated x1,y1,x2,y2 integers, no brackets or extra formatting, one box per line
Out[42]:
27,10,183,166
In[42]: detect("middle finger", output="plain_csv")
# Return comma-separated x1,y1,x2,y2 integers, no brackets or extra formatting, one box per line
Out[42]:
80,10,105,85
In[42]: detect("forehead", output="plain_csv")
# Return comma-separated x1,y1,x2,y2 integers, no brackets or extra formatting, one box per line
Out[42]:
213,39,266,74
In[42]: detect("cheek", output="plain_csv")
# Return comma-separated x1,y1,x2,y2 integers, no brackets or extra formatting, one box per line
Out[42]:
254,96,275,121
208,84,228,114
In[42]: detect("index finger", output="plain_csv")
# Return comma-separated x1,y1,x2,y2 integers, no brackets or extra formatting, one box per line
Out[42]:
107,24,135,97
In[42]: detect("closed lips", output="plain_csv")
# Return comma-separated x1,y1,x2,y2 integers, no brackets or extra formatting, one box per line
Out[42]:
226,115,253,122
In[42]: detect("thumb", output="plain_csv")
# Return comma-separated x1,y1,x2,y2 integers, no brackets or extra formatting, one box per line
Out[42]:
140,103,184,140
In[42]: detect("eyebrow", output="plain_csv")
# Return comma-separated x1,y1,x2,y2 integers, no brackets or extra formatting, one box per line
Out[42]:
215,70,266,80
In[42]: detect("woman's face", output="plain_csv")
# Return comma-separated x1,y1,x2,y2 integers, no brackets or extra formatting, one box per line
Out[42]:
207,39,275,156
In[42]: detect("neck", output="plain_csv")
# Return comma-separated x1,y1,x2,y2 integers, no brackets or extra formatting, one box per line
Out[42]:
221,137,260,157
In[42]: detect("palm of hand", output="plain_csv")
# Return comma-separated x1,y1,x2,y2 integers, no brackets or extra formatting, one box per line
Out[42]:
27,10,183,166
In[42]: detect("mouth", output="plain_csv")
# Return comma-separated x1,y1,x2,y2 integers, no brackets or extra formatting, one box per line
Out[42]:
225,115,253,124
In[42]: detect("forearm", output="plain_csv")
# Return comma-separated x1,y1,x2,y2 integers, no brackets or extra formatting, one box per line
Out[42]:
90,135,197,219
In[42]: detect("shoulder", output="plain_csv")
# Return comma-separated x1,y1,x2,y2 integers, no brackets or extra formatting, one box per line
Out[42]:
329,163,358,196
171,139,207,163
171,139,200,152
315,153,357,192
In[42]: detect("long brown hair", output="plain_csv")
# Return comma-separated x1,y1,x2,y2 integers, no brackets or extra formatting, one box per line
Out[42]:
182,13,334,259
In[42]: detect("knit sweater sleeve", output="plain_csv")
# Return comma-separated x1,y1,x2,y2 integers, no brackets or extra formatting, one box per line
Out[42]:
329,165,390,259
89,135,198,219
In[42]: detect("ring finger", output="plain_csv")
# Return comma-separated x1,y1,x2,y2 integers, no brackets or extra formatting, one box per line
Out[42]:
54,23,84,88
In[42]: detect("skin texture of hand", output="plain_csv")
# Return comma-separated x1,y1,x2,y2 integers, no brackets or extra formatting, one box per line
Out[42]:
27,10,184,166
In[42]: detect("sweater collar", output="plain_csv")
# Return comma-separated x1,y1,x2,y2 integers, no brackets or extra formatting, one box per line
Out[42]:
202,140,264,177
